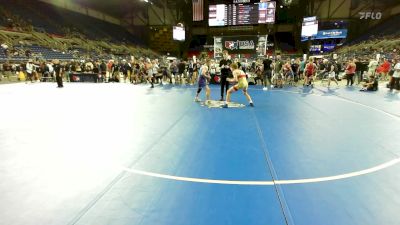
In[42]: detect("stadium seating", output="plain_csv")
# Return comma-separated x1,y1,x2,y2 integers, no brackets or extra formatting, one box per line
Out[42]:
0,0,144,44
0,0,158,61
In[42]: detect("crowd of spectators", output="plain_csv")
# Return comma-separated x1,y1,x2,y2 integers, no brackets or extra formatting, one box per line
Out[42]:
1,52,399,93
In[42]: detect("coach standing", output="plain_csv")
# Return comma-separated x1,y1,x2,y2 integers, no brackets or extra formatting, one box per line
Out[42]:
219,50,232,101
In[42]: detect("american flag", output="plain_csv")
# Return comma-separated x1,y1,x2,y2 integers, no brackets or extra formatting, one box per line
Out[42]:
193,0,204,21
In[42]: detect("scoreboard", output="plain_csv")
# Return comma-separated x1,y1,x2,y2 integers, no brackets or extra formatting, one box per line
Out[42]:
209,1,276,26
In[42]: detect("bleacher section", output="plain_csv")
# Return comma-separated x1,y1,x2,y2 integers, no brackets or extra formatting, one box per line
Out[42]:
336,14,400,55
348,14,400,45
0,0,159,61
29,45,74,60
149,27,180,54
0,0,144,45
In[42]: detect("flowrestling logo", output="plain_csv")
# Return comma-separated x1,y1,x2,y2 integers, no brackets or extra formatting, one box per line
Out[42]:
224,40,255,50
359,12,382,20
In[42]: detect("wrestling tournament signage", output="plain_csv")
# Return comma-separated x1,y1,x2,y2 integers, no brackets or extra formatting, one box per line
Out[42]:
222,36,258,54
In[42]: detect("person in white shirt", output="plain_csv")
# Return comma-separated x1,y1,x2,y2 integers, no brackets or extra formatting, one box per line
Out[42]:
145,58,154,88
390,58,400,91
368,58,378,77
327,62,339,87
152,59,162,84
25,59,34,83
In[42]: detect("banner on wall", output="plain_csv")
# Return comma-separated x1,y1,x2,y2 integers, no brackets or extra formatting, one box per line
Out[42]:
315,29,348,39
214,35,269,58
221,36,258,54
323,44,336,51
301,29,347,41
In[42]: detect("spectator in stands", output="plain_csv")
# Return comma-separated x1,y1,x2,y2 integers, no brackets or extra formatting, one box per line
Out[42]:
1,43,8,58
25,49,31,58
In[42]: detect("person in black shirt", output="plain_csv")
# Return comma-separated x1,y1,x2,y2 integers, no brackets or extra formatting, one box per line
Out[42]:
100,60,107,83
262,56,273,90
111,62,120,83
291,59,299,83
360,75,378,91
177,60,186,83
219,50,232,101
54,59,63,88
354,59,363,84
121,59,131,83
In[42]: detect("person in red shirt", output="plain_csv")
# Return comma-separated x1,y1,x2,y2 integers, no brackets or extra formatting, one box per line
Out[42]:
345,59,356,86
378,59,390,81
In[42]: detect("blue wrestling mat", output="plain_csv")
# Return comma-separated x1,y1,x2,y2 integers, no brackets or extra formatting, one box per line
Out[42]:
0,83,399,225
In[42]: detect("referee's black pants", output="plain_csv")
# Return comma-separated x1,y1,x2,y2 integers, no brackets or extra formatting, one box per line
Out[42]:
220,76,230,100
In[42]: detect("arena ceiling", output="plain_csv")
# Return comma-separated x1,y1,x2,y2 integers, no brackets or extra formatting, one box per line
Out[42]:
71,0,180,18
48,0,400,22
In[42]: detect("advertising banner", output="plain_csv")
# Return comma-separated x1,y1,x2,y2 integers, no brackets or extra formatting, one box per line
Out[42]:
315,29,347,39
221,36,258,54
323,44,336,51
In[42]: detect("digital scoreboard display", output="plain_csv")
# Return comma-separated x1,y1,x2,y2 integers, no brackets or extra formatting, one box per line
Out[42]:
173,26,185,41
209,1,276,26
301,16,319,38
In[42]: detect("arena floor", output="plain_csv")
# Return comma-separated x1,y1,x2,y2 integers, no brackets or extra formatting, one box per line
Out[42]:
0,82,400,225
